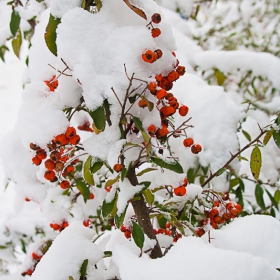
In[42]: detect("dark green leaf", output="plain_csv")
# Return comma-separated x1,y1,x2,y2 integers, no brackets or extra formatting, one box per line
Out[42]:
187,168,195,183
20,239,26,254
250,146,262,180
115,205,128,228
263,130,273,146
238,178,245,192
242,130,251,141
103,99,112,126
235,186,244,208
132,221,144,249
103,251,112,257
11,29,22,58
273,130,280,149
270,207,276,217
10,10,21,37
102,194,118,218
151,156,184,174
0,45,9,62
91,161,103,173
80,259,88,278
255,184,266,210
128,95,137,104
88,106,106,131
133,116,144,131
76,178,90,202
216,168,226,176
121,165,128,181
84,156,94,186
266,189,279,210
44,14,60,56
229,178,239,190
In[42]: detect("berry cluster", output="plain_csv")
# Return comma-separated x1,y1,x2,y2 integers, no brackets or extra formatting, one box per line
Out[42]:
21,250,44,276
120,224,132,239
30,126,80,186
196,200,242,236
50,220,69,232
153,222,182,243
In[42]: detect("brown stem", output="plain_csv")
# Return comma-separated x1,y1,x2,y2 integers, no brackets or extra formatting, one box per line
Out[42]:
202,126,266,187
127,166,163,259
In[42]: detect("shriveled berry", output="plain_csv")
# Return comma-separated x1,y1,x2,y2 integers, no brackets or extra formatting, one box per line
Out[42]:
183,138,194,147
55,161,65,172
151,13,161,24
30,143,40,150
50,151,61,162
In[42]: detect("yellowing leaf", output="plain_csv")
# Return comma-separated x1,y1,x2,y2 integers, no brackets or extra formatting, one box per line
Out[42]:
250,146,262,180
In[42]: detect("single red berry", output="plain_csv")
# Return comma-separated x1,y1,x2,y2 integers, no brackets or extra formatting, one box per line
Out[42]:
174,185,186,196
113,163,123,172
179,105,189,116
44,159,56,171
196,228,205,237
36,148,47,160
32,155,42,166
154,49,163,59
176,66,186,76
183,138,194,148
44,170,56,181
151,28,161,38
65,126,76,138
167,70,179,82
147,124,157,136
60,180,70,189
142,50,157,63
69,134,80,145
89,193,94,200
191,144,202,154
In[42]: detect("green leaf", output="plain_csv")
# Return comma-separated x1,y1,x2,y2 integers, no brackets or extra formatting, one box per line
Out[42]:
115,205,128,228
102,194,118,218
255,184,266,210
103,251,112,257
215,69,226,86
136,167,157,176
143,189,154,205
250,146,262,180
88,106,106,131
133,116,144,131
263,130,273,146
11,29,22,58
216,168,226,176
235,186,244,208
121,165,128,181
84,156,94,186
80,259,88,278
0,45,9,62
187,168,195,183
105,176,120,188
76,178,90,202
132,221,144,249
274,190,280,204
229,177,239,190
69,277,74,280
270,207,276,217
242,130,251,141
237,155,248,161
42,240,52,254
151,156,184,174
10,10,21,37
273,130,280,149
20,239,26,254
44,14,61,56
94,0,102,11
91,161,103,173
265,189,279,210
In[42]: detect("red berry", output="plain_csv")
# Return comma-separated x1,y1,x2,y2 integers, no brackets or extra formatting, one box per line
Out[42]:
151,28,161,38
44,159,56,171
183,138,194,147
44,170,56,181
191,144,202,154
65,126,76,138
174,185,186,196
60,180,70,189
69,134,80,145
32,155,42,166
113,163,123,173
179,105,189,116
151,13,161,24
89,193,94,200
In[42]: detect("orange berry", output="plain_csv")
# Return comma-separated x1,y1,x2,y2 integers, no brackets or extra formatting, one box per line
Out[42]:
176,66,186,76
44,170,56,181
165,222,171,228
65,126,76,138
151,28,161,38
44,159,55,171
160,106,176,119
120,224,127,232
179,105,189,116
138,99,148,108
226,202,234,210
142,50,157,63
26,269,33,276
36,148,47,160
105,185,112,192
191,144,202,154
167,70,179,82
235,203,242,213
124,230,131,239
213,201,220,207
159,77,173,91
222,213,231,221
169,100,179,110
183,138,194,147
214,216,222,223
174,185,186,196
69,134,80,145
196,228,205,237
155,74,163,82
210,221,218,229
156,127,169,139
147,124,157,135
53,134,69,146
60,180,70,189
44,75,58,92
156,89,167,100
151,13,161,24
209,208,219,218
89,193,94,200
113,163,123,173
230,208,238,218
154,49,163,59
62,221,69,229
32,155,42,166
65,165,75,173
